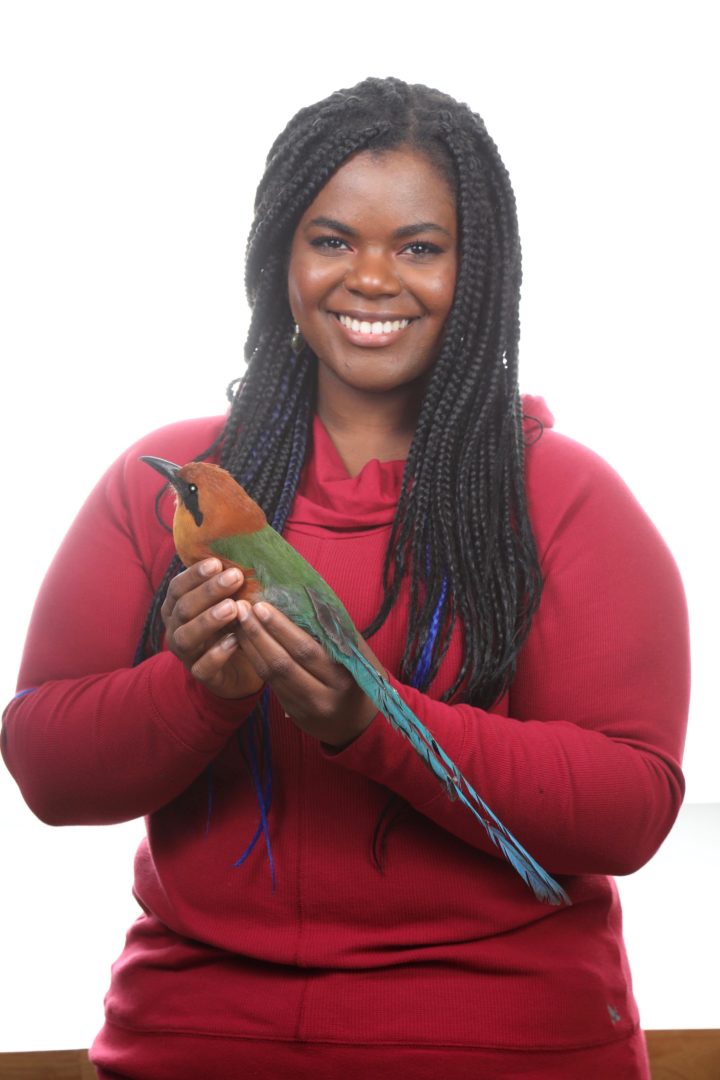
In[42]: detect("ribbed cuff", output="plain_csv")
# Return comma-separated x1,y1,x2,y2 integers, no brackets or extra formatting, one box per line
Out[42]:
319,674,467,810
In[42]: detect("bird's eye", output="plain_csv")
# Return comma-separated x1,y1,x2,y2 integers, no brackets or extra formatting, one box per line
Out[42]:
188,483,198,494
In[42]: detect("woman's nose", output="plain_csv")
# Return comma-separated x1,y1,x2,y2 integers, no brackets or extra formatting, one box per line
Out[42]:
343,249,401,297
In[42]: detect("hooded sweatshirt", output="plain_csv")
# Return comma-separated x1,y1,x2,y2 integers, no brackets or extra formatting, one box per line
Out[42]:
1,398,689,1079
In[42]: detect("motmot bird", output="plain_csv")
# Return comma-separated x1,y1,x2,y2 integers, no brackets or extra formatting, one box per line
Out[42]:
141,455,570,907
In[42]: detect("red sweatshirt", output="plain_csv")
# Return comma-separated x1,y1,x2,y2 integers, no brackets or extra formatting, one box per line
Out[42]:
1,398,689,1079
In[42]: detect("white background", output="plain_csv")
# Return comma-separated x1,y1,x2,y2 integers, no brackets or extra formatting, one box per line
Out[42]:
1,0,717,1051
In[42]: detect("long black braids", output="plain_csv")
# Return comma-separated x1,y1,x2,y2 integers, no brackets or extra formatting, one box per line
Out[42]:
137,76,542,719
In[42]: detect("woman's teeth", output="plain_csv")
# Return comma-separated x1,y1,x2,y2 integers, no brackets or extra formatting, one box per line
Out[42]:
338,314,411,335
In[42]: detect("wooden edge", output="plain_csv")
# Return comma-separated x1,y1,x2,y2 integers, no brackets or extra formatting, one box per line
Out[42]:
644,1029,720,1079
0,1033,718,1079
0,1048,96,1079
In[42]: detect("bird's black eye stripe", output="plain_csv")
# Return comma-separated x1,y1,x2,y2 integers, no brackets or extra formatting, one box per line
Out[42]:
181,480,203,527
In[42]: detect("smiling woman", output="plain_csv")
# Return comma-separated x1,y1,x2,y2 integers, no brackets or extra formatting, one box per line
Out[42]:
288,147,457,432
1,77,688,1080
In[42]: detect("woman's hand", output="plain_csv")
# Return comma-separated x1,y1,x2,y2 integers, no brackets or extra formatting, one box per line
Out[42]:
234,600,380,747
162,559,264,700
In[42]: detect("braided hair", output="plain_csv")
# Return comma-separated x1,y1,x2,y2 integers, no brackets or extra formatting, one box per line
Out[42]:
139,76,542,710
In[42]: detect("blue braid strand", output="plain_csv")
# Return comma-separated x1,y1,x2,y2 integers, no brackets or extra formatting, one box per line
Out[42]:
248,710,276,891
232,378,306,889
12,687,37,701
412,575,448,689
232,690,275,888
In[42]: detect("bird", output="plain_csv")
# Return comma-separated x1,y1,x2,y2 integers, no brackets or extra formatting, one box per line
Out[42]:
141,454,570,907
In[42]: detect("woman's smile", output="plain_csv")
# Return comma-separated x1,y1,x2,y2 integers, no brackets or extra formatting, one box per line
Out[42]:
331,310,417,347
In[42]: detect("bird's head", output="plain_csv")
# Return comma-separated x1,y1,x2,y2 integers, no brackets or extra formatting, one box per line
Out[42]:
140,457,266,564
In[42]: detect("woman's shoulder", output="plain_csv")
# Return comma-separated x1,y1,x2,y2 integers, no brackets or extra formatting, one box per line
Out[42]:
522,393,631,496
520,395,662,560
119,415,227,473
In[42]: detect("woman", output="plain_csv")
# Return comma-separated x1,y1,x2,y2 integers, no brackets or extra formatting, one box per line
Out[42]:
2,77,689,1078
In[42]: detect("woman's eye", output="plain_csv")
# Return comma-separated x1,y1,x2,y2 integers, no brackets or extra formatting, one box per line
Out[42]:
403,241,443,257
310,236,350,251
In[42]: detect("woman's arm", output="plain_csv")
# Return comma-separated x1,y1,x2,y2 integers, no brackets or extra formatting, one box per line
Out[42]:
320,431,689,877
1,420,260,825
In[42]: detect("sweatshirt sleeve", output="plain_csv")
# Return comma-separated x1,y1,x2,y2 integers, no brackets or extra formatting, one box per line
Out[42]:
1,421,260,826
323,430,690,878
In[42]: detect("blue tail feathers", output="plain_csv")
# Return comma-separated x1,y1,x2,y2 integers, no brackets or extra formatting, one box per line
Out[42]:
344,638,571,907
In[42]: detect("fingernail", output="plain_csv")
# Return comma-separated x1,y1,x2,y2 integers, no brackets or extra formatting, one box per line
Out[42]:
219,568,240,587
255,603,270,622
213,600,234,619
199,558,221,577
221,633,238,651
237,601,251,622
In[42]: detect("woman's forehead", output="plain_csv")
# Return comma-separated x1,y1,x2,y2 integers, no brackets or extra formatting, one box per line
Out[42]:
298,147,456,230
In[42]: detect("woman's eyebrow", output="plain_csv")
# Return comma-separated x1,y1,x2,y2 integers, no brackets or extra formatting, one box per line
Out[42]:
393,222,453,240
305,216,452,239
305,216,357,236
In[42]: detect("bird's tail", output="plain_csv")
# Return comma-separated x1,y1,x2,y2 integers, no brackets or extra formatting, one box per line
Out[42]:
304,583,569,907
351,645,570,906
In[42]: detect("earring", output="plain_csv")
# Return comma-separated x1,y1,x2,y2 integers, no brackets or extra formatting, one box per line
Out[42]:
291,323,305,356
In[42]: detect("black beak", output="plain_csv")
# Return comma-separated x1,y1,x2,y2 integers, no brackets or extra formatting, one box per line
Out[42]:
140,455,182,489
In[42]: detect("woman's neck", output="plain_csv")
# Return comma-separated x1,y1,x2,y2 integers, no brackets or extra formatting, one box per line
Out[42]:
316,377,424,477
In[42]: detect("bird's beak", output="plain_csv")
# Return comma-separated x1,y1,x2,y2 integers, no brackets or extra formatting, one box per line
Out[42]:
140,455,182,489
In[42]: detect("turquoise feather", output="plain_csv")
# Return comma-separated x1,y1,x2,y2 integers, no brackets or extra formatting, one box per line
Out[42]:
210,525,570,907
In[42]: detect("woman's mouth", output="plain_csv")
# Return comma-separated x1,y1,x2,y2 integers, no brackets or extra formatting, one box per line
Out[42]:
337,314,412,335
332,312,417,347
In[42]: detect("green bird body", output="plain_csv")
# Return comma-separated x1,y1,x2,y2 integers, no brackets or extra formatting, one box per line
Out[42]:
212,525,356,644
141,454,570,907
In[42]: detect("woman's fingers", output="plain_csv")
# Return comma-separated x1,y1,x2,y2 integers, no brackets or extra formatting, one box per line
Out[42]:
236,601,344,686
190,631,240,681
163,561,243,662
161,558,220,622
162,560,241,625
234,601,377,744
159,561,264,698
171,595,238,661
189,630,264,698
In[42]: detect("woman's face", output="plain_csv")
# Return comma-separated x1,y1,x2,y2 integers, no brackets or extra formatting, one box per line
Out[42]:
287,146,457,401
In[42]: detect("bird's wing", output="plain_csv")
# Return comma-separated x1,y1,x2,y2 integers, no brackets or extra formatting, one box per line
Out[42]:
210,524,355,639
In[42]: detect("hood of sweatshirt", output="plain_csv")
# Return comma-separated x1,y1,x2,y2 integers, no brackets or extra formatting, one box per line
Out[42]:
286,394,554,532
